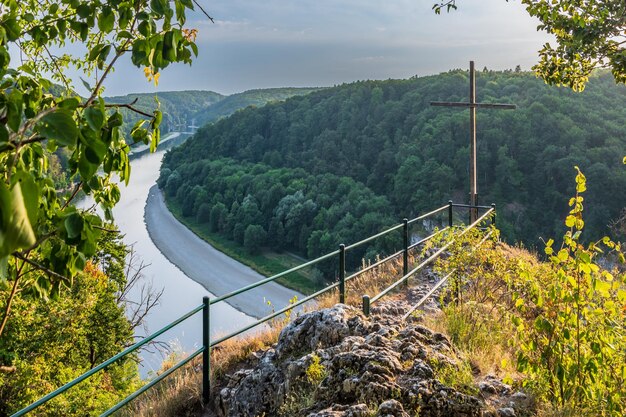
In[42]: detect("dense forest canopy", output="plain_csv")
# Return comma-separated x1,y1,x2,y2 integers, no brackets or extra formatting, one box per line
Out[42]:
158,158,399,277
192,87,323,127
162,70,626,249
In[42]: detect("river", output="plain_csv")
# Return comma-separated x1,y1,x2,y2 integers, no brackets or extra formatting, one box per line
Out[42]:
77,133,267,376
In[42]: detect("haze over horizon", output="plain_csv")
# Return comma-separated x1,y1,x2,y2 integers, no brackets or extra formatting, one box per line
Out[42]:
95,0,553,96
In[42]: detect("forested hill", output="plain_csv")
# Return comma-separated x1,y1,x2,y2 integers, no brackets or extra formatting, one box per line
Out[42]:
106,88,322,136
106,90,224,134
192,87,322,126
160,70,626,250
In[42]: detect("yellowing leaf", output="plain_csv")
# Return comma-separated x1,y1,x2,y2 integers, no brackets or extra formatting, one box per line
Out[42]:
596,280,611,298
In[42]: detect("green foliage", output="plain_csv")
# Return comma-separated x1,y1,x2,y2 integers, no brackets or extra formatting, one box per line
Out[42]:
0,0,198,329
507,168,626,415
0,233,139,415
244,224,267,255
305,353,326,385
159,157,398,281
166,198,320,294
166,71,626,247
429,356,477,396
433,0,626,90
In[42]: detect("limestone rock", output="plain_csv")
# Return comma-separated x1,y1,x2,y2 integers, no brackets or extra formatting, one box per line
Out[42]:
212,303,509,417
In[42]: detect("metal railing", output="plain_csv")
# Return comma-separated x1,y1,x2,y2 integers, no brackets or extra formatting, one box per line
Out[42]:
12,201,493,417
361,205,495,316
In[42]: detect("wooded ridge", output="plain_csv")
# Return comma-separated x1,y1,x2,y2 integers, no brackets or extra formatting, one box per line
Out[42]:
160,69,626,251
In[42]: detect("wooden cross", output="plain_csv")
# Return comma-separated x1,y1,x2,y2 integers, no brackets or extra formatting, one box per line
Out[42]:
431,61,516,222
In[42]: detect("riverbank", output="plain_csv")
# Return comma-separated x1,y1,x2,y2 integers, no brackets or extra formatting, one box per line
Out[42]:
163,198,322,295
144,186,304,318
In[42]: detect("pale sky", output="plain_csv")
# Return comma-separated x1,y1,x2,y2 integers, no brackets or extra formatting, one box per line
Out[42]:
100,0,553,96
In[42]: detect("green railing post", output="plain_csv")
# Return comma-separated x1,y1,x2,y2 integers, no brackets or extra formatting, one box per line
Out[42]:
362,295,370,316
491,203,496,227
402,218,408,283
448,200,453,227
339,244,346,304
202,296,210,404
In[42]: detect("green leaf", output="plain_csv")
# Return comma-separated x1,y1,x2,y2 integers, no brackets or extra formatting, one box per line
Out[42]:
64,212,84,239
595,280,611,298
0,123,8,145
150,128,160,153
98,7,115,33
7,90,23,132
13,172,39,228
85,106,105,131
150,0,168,15
84,139,107,164
152,109,163,128
107,111,123,128
37,109,78,147
0,182,37,258
78,150,98,180
80,77,92,92
0,256,7,282
3,18,20,41
58,97,81,111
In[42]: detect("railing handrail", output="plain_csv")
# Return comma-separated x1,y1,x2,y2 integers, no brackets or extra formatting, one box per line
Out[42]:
401,229,494,320
210,204,450,305
365,207,494,308
450,203,492,210
13,201,490,417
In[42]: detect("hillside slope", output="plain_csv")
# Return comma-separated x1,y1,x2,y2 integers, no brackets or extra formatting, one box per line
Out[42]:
192,87,322,126
162,70,626,246
106,90,224,134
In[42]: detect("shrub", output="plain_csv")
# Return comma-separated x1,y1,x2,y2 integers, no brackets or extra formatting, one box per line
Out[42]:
508,167,625,415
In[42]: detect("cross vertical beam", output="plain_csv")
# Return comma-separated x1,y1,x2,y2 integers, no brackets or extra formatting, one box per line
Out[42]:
469,61,477,221
431,61,516,222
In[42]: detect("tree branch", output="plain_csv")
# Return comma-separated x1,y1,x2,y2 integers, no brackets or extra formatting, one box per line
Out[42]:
93,225,120,233
104,101,153,118
12,252,70,283
192,0,215,23
62,181,83,210
0,255,28,339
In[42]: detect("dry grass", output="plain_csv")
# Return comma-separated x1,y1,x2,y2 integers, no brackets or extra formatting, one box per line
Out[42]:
318,250,418,309
419,305,518,379
123,325,284,417
121,355,204,417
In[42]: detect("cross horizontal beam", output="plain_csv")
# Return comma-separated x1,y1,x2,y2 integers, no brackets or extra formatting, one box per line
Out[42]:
430,101,516,110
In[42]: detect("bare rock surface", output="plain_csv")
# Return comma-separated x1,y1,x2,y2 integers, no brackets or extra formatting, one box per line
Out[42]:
212,303,506,417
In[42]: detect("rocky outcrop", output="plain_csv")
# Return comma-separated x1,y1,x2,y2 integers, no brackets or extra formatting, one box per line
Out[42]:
213,303,516,417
